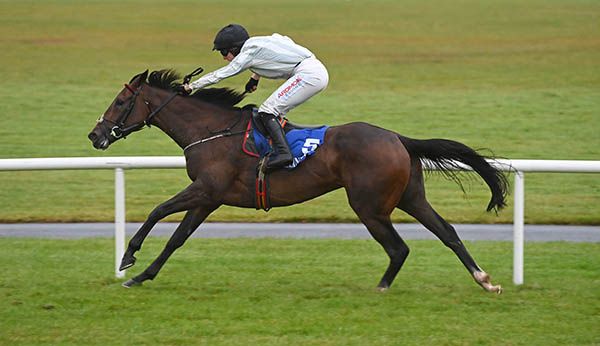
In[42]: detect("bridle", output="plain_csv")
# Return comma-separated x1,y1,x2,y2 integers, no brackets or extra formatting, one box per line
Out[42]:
99,67,204,140
97,83,156,140
99,82,184,140
96,66,251,152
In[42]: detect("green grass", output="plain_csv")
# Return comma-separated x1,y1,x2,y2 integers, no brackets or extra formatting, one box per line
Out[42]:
1,237,598,345
1,0,599,223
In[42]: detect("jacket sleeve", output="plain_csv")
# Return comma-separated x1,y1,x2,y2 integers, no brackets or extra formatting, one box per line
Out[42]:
189,51,253,90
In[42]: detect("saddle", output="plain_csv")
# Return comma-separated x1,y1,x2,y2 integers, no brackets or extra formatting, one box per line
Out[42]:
242,108,328,211
242,108,329,163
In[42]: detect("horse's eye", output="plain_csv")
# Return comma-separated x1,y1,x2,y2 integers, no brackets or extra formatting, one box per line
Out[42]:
115,99,124,108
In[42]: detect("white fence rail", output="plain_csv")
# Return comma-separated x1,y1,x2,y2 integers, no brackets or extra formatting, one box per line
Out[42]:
1,156,599,283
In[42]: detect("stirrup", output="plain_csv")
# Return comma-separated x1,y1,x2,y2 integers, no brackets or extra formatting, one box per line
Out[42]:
266,153,292,171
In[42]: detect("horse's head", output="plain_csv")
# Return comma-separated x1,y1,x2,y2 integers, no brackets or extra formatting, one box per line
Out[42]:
88,70,152,150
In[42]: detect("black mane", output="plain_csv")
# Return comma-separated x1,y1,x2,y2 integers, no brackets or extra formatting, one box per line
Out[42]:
147,69,246,108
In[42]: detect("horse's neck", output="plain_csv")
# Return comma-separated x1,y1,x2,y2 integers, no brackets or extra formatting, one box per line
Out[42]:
148,91,245,150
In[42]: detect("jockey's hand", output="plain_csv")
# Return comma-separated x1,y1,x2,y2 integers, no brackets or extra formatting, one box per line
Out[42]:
245,77,259,93
176,84,192,96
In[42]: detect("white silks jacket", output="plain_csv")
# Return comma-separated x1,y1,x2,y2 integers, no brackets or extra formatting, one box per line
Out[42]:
189,33,314,91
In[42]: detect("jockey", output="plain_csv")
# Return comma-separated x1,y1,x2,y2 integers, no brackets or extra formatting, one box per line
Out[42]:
181,24,329,171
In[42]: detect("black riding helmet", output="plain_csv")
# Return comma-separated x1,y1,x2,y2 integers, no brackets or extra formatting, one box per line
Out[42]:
213,24,249,52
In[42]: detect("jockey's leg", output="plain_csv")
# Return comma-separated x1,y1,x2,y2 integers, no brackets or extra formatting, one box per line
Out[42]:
258,111,293,170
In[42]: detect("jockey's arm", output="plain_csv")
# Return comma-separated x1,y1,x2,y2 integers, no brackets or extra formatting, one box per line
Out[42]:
189,50,253,91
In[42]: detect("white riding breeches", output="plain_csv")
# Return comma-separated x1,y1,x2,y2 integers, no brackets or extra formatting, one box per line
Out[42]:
258,56,329,117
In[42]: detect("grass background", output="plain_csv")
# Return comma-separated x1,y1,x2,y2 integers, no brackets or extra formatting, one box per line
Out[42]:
1,238,598,345
0,2,599,344
0,0,599,224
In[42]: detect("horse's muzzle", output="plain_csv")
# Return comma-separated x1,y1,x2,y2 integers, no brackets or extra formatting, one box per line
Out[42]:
88,129,110,150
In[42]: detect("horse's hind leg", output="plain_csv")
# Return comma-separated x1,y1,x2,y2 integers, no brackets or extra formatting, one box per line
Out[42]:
398,168,502,293
123,204,217,287
346,191,410,291
362,215,410,291
406,204,502,293
120,182,211,271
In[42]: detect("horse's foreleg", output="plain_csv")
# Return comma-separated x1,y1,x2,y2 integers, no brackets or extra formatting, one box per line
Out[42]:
123,204,217,288
120,183,210,271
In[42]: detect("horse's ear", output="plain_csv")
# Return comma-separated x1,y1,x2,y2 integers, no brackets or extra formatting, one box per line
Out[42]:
129,70,149,85
140,69,149,82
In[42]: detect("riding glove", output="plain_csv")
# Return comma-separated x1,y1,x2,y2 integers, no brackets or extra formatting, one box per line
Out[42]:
176,84,192,96
245,77,259,93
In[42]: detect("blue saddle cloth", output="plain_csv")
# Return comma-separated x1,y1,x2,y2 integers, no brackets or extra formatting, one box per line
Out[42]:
253,126,329,169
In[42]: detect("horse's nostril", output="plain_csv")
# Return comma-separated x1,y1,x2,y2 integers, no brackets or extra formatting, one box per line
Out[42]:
88,132,97,141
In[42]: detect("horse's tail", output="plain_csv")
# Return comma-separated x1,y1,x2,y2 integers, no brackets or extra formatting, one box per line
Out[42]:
397,135,508,212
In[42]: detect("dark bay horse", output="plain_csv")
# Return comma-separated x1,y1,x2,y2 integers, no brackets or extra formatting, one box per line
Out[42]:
88,69,508,293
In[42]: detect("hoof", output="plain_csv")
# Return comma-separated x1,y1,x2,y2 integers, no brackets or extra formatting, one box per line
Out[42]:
480,281,503,294
122,278,142,288
119,254,136,271
473,271,503,294
376,283,389,293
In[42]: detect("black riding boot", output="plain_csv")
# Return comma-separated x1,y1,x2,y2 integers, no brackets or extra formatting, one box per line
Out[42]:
259,112,293,171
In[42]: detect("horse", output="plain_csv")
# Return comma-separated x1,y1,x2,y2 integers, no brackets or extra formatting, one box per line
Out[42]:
88,69,508,293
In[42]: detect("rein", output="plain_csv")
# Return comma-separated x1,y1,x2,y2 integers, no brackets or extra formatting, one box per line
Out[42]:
183,112,249,152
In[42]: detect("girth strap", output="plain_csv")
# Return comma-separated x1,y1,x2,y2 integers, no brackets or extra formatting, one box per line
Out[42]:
255,157,271,211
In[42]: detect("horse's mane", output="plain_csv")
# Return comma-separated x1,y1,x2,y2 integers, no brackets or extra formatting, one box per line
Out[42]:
146,69,246,109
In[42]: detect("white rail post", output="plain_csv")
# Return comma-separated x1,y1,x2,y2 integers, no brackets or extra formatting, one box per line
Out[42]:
513,171,525,285
115,168,126,278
